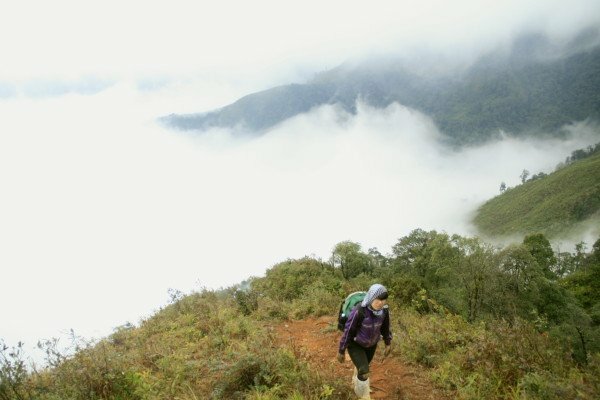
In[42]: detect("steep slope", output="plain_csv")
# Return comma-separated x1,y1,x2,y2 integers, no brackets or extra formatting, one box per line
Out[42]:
162,34,600,144
473,151,600,238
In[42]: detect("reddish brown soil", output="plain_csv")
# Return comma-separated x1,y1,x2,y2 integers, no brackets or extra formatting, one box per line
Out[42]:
271,316,451,400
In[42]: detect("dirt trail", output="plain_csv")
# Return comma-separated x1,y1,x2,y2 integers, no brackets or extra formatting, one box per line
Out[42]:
272,316,450,400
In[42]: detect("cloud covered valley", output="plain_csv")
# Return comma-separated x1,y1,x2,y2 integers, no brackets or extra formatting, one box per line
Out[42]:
2,0,600,365
1,82,599,360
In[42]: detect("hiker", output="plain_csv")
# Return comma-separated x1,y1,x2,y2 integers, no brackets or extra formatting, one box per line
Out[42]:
337,283,392,399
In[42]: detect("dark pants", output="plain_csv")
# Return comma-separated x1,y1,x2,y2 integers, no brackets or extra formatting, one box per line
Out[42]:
347,341,377,381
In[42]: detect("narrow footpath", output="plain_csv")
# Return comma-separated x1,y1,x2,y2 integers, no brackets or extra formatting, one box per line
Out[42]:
272,316,451,400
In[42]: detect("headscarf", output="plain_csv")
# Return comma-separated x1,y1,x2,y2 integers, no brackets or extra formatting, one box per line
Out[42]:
361,283,388,315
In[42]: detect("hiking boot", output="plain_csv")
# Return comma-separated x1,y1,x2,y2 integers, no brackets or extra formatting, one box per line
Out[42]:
353,378,371,399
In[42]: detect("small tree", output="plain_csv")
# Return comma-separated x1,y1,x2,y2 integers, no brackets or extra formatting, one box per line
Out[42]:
591,238,600,265
496,244,543,320
331,241,371,279
367,247,388,269
391,229,435,276
452,236,496,321
520,169,530,183
523,233,557,279
574,241,588,272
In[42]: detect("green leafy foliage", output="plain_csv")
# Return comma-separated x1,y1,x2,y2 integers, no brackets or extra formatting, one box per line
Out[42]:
331,241,373,279
2,231,599,399
524,233,558,278
251,257,339,302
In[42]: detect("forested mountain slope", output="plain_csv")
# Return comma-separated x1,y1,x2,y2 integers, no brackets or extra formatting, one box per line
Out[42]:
163,34,600,145
473,148,600,237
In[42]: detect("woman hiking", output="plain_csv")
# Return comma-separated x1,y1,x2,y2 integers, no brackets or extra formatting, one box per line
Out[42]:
337,283,392,399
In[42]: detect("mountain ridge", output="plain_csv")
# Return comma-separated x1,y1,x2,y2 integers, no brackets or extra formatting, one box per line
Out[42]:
162,33,600,145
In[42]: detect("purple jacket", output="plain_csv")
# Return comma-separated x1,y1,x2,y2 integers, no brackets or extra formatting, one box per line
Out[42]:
339,306,392,353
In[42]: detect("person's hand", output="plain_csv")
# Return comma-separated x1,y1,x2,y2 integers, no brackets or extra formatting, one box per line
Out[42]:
337,352,345,363
383,344,392,358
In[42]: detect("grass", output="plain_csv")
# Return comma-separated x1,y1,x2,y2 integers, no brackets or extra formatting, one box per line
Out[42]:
3,250,600,399
473,152,600,238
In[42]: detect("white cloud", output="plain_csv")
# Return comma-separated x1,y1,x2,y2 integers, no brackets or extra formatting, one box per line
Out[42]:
1,84,599,362
2,0,600,364
1,0,599,85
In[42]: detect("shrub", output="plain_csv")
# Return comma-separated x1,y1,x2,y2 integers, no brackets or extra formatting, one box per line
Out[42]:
252,258,336,302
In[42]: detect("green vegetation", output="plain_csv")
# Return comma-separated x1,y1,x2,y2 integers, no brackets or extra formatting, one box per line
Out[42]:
2,231,600,399
165,40,600,145
1,287,350,400
473,150,600,238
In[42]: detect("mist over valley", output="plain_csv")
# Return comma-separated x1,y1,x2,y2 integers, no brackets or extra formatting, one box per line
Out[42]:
1,0,600,368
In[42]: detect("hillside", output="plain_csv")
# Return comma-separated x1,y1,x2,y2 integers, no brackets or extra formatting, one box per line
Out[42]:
162,33,600,145
2,236,600,399
473,151,600,238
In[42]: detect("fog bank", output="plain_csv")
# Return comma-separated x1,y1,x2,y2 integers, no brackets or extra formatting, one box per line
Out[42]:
2,1,599,95
2,85,599,363
2,0,600,364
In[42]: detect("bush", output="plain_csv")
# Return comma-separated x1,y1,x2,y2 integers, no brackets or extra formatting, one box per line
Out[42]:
288,282,341,320
252,258,336,302
380,273,422,308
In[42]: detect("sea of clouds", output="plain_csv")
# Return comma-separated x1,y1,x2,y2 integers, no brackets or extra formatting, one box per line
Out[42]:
2,0,600,365
1,82,599,364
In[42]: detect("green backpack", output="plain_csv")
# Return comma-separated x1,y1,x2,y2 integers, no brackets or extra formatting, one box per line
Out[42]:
337,291,366,331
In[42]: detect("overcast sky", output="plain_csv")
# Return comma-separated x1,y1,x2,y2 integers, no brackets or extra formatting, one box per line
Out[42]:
1,0,600,363
2,1,600,89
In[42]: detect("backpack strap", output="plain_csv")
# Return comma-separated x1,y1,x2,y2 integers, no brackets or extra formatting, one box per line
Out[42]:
356,305,366,325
